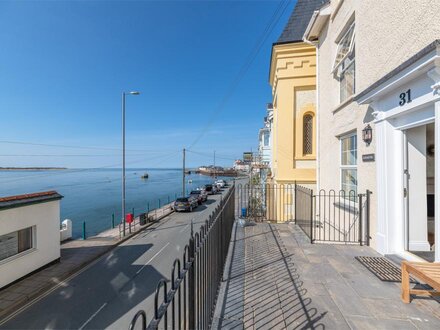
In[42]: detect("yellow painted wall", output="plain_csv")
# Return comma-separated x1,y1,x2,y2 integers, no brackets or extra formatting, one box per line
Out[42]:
267,42,317,222
269,42,317,185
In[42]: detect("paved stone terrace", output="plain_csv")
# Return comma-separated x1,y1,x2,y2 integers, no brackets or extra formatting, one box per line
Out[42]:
213,222,440,329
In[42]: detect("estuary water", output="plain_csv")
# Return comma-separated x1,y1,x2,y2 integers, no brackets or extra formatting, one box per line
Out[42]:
0,168,226,238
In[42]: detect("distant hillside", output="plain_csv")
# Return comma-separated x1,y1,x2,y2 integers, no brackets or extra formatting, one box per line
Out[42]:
0,167,67,171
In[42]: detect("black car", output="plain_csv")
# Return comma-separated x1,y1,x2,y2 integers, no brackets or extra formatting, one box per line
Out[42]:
174,197,194,212
204,184,215,195
189,190,204,204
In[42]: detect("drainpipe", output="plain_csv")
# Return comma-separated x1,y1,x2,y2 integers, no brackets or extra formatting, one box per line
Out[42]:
303,11,320,192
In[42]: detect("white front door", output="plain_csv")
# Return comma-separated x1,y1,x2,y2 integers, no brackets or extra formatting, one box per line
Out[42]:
404,125,433,257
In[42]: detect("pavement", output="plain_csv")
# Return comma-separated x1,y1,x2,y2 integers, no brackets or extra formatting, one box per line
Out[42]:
0,201,176,324
0,184,232,329
213,222,440,330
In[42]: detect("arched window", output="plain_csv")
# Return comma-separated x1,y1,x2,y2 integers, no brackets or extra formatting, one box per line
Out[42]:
303,114,313,155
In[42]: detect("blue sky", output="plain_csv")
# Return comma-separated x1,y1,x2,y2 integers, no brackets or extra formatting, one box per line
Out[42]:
0,0,295,168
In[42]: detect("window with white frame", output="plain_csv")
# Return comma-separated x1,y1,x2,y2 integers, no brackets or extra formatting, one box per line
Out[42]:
340,133,357,199
333,23,355,103
0,227,33,262
263,132,269,147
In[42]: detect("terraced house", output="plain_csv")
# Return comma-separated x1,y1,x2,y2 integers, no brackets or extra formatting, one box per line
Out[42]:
304,0,440,261
265,0,325,222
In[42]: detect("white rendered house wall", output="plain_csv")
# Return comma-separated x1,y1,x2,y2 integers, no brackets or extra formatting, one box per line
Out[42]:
0,199,61,288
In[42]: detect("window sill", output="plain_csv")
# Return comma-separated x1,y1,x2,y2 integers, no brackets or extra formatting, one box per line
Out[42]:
333,200,359,214
0,248,37,266
331,95,356,114
296,155,316,160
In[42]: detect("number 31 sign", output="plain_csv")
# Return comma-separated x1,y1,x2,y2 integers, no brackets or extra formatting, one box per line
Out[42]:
399,89,412,106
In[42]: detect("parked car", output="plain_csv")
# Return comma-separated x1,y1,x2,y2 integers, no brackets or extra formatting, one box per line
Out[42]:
174,197,196,212
196,187,209,201
190,195,199,208
201,189,208,201
190,190,204,204
195,188,208,201
215,179,226,188
204,184,215,195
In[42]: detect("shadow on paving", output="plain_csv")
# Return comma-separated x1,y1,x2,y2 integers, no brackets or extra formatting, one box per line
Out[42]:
217,223,326,330
1,243,166,330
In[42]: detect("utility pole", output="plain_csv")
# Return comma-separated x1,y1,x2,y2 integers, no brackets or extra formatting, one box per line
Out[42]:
182,148,186,197
213,150,216,179
250,148,253,185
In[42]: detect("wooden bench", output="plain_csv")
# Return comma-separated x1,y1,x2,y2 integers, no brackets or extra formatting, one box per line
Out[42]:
401,261,440,303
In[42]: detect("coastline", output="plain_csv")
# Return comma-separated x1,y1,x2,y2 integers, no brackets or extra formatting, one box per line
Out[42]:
0,167,67,171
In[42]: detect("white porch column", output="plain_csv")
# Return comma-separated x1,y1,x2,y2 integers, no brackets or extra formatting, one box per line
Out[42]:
375,119,388,254
435,100,440,261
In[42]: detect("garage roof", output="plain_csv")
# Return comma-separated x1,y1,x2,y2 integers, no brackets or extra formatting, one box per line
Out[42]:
0,191,63,210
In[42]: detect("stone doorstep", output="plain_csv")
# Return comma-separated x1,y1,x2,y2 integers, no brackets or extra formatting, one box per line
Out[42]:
0,212,171,322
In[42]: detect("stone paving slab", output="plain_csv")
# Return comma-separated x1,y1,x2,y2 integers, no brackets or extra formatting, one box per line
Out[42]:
213,222,440,329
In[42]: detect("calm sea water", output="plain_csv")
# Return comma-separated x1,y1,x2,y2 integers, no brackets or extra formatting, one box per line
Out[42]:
0,168,227,238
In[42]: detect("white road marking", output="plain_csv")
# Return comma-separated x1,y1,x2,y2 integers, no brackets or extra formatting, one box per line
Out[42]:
135,242,170,275
0,190,229,327
0,249,110,326
179,224,189,233
78,302,108,330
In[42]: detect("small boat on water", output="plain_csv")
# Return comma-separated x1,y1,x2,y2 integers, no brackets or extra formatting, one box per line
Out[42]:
188,179,193,184
141,173,149,179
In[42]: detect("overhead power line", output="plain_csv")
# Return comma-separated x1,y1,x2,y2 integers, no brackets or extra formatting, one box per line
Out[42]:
0,154,148,157
186,149,238,161
187,0,292,149
0,140,178,153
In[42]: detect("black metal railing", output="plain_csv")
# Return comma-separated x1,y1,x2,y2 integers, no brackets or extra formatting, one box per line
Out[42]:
312,189,371,245
236,183,295,222
236,183,371,246
295,185,313,240
129,185,235,330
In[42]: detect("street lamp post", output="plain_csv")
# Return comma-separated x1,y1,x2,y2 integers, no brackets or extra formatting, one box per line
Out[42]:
122,91,140,237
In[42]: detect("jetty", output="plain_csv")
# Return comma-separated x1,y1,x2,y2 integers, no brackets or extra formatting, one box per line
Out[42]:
198,166,238,177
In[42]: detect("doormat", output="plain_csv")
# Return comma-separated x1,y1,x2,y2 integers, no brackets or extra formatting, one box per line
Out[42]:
355,256,417,283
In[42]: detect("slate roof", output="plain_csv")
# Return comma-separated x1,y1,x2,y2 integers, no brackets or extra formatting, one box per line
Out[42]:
277,0,328,44
0,191,63,210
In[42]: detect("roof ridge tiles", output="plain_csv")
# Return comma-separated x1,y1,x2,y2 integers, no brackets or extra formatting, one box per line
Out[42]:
0,191,59,203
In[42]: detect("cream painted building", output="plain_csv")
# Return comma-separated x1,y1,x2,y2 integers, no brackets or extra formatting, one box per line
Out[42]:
305,0,440,261
258,103,273,166
0,191,63,288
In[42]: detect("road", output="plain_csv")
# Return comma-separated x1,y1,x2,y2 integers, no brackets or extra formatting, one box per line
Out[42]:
0,185,235,330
